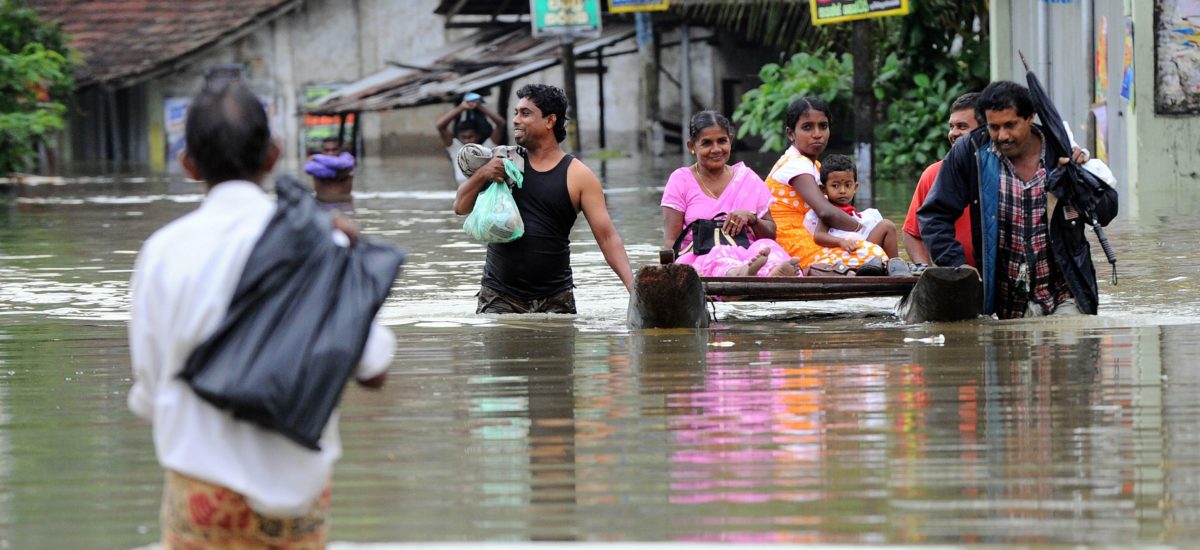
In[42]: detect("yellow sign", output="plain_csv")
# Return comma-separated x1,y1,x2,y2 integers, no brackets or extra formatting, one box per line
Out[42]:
608,0,668,13
810,0,909,25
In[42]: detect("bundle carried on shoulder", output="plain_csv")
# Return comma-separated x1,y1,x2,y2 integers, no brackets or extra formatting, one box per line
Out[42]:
179,175,405,451
457,144,527,243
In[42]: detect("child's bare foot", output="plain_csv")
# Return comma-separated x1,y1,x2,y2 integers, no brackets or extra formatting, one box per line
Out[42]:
768,257,801,277
746,248,770,275
725,248,770,277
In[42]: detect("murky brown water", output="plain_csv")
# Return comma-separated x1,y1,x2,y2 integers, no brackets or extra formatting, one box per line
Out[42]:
1,154,1199,548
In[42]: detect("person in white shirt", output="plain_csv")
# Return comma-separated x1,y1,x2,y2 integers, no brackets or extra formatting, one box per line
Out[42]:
128,78,394,547
436,92,506,184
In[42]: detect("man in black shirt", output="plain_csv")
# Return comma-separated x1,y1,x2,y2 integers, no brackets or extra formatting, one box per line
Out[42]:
453,83,633,314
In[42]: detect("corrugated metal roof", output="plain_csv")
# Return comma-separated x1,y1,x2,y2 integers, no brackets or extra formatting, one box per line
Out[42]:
435,0,529,17
309,24,635,114
433,0,820,55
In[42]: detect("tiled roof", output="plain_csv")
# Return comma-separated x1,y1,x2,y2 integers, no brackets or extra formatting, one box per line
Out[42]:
28,0,299,87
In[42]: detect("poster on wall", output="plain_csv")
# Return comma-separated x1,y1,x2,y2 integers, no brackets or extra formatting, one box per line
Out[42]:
166,94,279,172
1155,0,1200,114
1095,16,1110,102
164,97,190,173
1091,104,1109,163
1121,17,1135,107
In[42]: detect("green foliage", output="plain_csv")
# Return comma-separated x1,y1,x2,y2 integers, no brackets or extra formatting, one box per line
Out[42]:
731,2,989,180
0,0,75,175
868,2,988,179
885,0,990,87
732,50,852,153
874,68,969,180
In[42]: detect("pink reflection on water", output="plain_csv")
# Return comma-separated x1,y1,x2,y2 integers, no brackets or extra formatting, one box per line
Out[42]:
667,346,835,507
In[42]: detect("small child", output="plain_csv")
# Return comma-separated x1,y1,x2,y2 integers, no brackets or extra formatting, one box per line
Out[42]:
804,154,901,262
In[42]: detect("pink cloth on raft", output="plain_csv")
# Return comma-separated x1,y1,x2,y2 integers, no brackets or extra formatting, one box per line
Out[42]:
660,162,799,277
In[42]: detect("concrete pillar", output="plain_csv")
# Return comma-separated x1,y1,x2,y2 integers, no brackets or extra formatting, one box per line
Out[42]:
147,80,166,172
990,0,1014,81
272,18,301,170
680,23,691,157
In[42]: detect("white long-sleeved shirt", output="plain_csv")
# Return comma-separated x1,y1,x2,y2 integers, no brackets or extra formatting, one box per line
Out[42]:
128,180,394,516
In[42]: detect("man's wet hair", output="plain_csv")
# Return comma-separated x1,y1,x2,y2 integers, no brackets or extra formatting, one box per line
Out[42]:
784,97,832,136
185,81,271,183
976,81,1035,121
516,83,568,143
688,110,735,141
951,92,985,127
819,153,856,183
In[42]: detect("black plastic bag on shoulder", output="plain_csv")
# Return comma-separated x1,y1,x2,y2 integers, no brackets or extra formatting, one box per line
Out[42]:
180,175,405,450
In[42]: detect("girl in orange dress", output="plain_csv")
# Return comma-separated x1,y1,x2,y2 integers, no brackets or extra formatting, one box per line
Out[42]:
763,97,890,273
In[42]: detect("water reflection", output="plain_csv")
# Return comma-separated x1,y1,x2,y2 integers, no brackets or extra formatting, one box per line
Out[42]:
2,156,1200,547
614,324,1179,545
475,323,579,541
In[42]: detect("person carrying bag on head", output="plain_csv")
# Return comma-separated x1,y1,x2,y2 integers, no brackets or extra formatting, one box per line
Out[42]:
128,75,401,548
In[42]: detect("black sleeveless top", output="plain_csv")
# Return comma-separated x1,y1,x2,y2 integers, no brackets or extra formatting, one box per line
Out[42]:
481,154,577,299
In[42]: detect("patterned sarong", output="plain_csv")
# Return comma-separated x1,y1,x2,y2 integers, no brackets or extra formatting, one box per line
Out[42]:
160,471,330,549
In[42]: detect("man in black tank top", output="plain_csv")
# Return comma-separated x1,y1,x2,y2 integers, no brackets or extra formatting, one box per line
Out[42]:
453,84,633,314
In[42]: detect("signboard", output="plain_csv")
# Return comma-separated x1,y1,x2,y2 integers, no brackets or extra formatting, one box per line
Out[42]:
608,0,668,13
531,0,601,37
303,84,351,155
810,0,910,25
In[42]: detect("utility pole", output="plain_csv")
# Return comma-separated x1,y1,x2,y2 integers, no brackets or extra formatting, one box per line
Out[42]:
636,12,663,156
680,23,691,157
560,36,581,154
851,20,875,207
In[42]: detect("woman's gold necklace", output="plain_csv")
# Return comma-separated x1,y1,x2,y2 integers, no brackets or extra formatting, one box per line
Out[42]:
692,164,730,199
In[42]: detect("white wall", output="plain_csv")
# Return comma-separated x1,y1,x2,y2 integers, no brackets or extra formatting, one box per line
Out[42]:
1128,0,1200,218
990,0,1200,219
139,1,744,167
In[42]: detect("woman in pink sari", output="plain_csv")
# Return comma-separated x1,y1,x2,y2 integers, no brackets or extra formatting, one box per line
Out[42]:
662,111,801,278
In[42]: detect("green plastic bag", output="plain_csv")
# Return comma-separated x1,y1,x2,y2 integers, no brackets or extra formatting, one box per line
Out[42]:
463,158,524,243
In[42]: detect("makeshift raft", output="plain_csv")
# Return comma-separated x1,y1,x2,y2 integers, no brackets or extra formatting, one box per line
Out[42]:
628,250,920,328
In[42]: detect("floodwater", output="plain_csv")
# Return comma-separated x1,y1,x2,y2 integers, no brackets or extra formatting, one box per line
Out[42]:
1,153,1198,548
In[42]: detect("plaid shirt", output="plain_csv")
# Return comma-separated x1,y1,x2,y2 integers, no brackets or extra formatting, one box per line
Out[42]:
993,131,1072,319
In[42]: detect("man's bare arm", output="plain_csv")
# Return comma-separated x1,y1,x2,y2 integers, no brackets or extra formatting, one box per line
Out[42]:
452,157,507,215
903,231,931,265
479,104,507,144
572,161,632,291
435,102,470,147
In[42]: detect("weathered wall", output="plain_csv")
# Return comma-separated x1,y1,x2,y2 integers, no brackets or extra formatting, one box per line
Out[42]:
991,0,1200,219
115,0,450,171
67,0,757,174
1128,0,1200,218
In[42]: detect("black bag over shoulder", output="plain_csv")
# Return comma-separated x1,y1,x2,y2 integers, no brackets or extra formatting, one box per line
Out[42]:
672,212,750,256
179,175,405,451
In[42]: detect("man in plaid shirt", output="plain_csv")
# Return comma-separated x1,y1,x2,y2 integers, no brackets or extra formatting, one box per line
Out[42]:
917,81,1119,320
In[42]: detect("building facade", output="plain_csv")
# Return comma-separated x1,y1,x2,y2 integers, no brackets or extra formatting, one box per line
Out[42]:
36,0,762,176
990,0,1200,218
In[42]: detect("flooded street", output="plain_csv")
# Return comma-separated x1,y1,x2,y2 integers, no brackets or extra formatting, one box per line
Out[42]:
1,154,1199,548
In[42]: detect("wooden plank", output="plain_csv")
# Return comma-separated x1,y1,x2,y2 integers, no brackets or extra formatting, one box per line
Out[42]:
701,276,917,301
